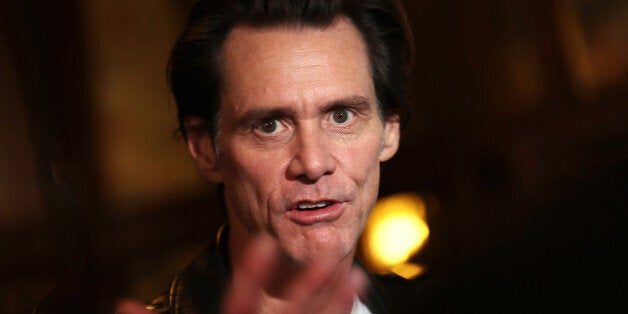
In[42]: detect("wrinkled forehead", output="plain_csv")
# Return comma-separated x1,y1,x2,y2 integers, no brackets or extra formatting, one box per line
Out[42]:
219,18,375,115
222,18,368,75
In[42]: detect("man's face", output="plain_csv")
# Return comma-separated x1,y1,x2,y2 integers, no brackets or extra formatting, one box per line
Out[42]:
189,19,399,264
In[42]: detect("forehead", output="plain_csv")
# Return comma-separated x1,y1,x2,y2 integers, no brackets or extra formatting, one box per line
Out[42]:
220,18,374,114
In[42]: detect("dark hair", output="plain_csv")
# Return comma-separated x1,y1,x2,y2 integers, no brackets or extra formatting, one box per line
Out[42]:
168,0,414,139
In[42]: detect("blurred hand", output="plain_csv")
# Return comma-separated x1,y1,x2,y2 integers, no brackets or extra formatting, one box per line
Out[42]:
222,235,368,314
116,234,367,314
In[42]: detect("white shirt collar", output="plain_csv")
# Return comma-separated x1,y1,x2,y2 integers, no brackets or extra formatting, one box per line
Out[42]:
351,296,372,314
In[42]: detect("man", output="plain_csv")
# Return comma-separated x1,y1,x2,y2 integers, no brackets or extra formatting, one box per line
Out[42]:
143,0,414,312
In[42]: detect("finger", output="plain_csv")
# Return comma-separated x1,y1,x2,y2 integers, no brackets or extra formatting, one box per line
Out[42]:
316,266,368,314
284,264,369,314
237,234,279,286
280,255,344,313
222,235,279,313
349,266,369,301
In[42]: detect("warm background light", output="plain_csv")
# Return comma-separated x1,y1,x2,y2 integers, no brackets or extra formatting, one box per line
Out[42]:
360,193,430,279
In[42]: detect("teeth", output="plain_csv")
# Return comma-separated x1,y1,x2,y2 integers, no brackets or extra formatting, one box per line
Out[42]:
297,202,330,210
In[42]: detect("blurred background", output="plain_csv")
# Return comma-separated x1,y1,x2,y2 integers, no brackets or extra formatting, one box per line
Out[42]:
1,0,627,312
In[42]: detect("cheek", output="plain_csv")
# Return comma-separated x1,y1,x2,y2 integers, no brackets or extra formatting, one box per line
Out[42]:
344,136,383,214
339,136,383,184
220,148,286,204
219,149,283,232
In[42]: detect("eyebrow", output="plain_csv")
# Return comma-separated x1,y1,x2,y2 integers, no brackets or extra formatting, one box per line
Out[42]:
321,95,373,114
235,95,375,128
235,107,296,129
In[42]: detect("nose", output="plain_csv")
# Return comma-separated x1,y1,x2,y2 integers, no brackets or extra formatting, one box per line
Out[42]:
287,126,336,182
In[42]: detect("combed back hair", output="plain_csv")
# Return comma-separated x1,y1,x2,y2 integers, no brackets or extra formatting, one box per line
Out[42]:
168,0,414,139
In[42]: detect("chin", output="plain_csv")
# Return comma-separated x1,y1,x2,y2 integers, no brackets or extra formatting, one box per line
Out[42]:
281,228,355,265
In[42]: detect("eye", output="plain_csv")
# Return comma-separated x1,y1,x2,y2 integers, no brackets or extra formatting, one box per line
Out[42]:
330,108,352,124
258,118,279,133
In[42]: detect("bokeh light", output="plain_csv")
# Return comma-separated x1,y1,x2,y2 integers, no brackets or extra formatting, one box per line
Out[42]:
360,193,430,278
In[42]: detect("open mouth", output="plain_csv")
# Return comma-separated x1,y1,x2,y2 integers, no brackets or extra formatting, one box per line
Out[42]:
287,200,344,225
295,201,333,211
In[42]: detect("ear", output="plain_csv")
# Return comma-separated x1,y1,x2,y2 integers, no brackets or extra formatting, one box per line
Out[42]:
185,116,223,183
379,113,400,162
